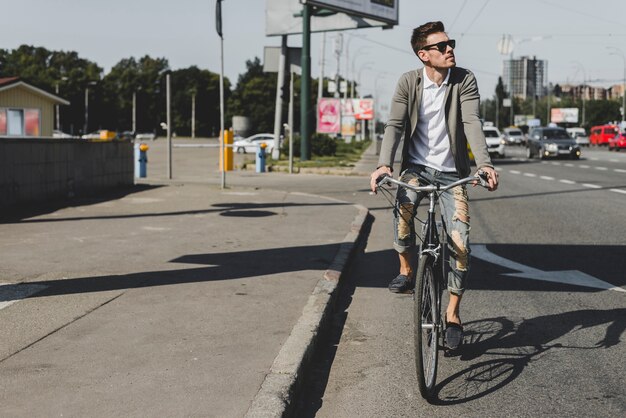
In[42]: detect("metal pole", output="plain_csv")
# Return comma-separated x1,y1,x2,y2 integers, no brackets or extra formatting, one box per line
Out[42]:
191,92,196,139
55,83,60,131
318,32,325,101
132,91,136,133
273,36,287,160
166,72,172,179
216,0,225,188
546,61,550,124
300,3,311,160
219,21,225,188
84,87,89,134
509,53,514,126
289,68,294,174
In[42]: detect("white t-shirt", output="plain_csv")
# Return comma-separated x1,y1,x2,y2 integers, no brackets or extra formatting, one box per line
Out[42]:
408,68,456,172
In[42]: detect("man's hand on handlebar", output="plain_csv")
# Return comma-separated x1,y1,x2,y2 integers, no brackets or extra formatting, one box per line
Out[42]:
475,166,499,191
370,166,392,193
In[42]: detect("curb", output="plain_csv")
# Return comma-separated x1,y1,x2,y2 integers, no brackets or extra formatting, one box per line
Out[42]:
244,204,371,418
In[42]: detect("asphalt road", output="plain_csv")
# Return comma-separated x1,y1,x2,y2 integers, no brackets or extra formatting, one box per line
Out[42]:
291,146,626,417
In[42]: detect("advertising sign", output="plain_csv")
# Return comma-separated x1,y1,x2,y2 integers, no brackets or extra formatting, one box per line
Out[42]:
514,114,535,126
317,98,340,133
266,0,395,36
306,0,399,25
551,108,579,124
341,115,356,137
353,99,374,120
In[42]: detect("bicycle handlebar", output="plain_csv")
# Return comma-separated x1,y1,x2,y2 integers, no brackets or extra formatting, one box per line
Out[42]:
376,170,490,192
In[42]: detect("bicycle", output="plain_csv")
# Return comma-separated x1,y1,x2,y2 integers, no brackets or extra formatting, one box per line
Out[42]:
376,171,490,400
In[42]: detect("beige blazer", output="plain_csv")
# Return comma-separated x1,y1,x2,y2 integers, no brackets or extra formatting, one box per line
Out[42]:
378,66,493,178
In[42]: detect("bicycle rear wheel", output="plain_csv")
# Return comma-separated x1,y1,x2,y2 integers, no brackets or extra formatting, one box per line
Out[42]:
414,254,439,399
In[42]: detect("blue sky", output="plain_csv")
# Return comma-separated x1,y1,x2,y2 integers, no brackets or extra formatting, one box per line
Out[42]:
3,0,626,118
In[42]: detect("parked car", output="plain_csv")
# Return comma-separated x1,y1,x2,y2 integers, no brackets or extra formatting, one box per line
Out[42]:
52,130,74,139
81,130,116,141
526,127,581,160
482,125,505,158
135,132,157,140
118,131,136,141
589,124,618,146
502,127,524,145
608,132,626,151
233,133,276,154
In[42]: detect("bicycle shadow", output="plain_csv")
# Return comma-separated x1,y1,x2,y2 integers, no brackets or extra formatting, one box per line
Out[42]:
430,308,626,404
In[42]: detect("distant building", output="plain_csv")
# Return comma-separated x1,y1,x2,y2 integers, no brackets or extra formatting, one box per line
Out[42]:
0,77,69,137
559,84,609,101
502,56,547,100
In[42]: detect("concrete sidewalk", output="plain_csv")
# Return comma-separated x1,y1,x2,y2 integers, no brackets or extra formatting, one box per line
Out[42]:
0,150,374,416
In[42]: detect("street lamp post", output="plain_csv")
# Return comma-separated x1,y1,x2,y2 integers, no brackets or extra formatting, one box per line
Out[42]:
84,81,97,135
350,46,369,98
607,47,626,122
55,77,68,131
572,61,587,127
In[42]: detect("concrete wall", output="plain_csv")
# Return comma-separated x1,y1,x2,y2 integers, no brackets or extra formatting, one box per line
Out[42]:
0,138,133,209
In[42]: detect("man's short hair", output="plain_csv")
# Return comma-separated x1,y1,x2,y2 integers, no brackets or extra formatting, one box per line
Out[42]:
411,21,446,56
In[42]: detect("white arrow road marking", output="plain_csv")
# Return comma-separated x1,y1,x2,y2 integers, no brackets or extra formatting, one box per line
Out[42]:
0,282,48,311
472,245,626,293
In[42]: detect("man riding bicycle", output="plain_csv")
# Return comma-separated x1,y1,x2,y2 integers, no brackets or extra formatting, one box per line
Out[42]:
369,21,499,350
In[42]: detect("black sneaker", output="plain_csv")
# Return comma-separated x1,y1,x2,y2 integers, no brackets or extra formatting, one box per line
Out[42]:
445,322,464,350
388,274,413,293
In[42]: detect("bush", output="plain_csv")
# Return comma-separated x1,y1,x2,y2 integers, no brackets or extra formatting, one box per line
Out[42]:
283,133,338,157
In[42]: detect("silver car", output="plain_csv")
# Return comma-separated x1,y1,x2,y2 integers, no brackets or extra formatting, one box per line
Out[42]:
503,127,524,145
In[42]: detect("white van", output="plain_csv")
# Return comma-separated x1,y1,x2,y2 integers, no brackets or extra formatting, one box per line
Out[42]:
566,127,589,147
483,126,505,158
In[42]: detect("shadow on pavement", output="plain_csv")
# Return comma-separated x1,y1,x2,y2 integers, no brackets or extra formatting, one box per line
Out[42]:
0,243,345,303
2,201,348,224
432,308,626,404
0,184,162,223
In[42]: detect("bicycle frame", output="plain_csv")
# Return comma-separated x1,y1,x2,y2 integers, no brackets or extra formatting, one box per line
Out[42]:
376,172,489,399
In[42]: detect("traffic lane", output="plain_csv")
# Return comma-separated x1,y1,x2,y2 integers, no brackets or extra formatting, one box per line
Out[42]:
302,169,625,416
490,158,626,201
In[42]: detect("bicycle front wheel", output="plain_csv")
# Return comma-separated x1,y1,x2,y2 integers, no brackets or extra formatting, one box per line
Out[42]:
414,255,439,399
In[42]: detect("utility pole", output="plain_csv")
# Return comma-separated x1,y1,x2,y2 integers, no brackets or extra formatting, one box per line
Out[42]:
318,32,325,101
191,91,196,139
300,2,311,160
166,72,172,180
216,0,226,187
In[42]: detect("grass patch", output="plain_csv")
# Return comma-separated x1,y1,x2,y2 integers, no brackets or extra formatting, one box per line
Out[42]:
273,138,371,168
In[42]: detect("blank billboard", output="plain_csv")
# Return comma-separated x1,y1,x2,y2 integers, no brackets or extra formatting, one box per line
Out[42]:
266,0,397,36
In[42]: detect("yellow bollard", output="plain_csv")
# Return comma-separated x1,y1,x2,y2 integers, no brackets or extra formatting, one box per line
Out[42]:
220,128,234,171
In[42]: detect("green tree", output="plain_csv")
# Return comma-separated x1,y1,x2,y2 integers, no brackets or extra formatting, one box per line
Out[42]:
170,66,229,137
227,57,279,134
0,45,102,134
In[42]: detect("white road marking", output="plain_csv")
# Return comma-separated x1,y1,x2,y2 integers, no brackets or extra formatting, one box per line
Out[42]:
472,245,626,293
564,163,574,167
540,176,555,180
559,179,576,184
523,173,537,177
551,162,562,166
582,183,601,189
595,167,608,171
609,159,619,163
589,157,599,161
509,170,521,174
615,169,626,173
0,283,48,311
579,165,590,169
610,188,626,195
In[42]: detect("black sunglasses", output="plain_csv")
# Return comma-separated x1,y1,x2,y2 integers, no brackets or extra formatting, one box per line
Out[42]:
421,39,456,53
